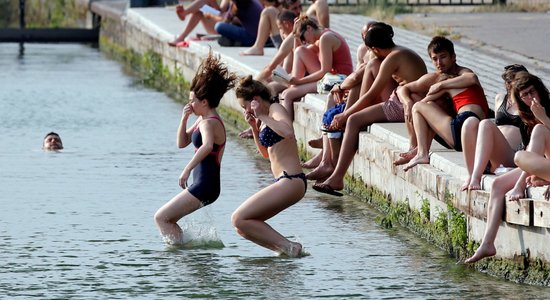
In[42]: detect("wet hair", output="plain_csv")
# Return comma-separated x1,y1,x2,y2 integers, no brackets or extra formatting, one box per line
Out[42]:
513,72,550,132
43,132,63,149
190,51,237,108
278,10,296,23
427,36,455,57
294,15,319,37
43,131,60,140
235,75,277,104
363,24,395,49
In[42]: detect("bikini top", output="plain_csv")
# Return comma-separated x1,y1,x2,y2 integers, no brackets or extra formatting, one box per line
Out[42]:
259,125,284,148
495,94,523,128
494,94,530,148
191,116,226,164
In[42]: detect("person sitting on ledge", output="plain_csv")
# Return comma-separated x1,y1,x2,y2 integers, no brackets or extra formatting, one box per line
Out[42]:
169,0,230,47
393,36,475,167
215,0,263,47
276,15,353,120
465,73,550,264
43,132,63,151
303,22,388,176
312,24,426,196
239,0,283,56
238,10,297,139
401,52,490,172
459,64,529,191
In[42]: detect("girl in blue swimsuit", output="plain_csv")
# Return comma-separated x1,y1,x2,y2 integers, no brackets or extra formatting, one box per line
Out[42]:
232,75,306,257
154,53,237,245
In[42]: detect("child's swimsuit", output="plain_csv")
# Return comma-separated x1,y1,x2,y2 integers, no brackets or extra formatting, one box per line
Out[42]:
187,116,225,206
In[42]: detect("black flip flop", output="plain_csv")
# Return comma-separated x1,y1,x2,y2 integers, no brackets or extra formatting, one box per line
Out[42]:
313,184,343,197
320,125,343,133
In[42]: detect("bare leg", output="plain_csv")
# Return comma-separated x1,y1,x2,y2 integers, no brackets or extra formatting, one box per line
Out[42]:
170,12,217,45
231,178,305,257
307,135,336,180
154,190,202,244
315,103,387,190
515,124,550,182
467,120,516,191
465,168,522,263
460,117,479,190
393,147,417,166
281,82,317,119
308,136,323,149
302,150,322,169
240,7,279,56
404,102,452,172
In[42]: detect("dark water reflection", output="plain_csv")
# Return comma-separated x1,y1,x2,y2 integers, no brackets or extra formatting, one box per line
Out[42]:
0,44,548,299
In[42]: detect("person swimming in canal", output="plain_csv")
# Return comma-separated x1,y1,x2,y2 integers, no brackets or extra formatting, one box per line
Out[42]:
154,52,237,245
232,76,306,257
43,132,63,151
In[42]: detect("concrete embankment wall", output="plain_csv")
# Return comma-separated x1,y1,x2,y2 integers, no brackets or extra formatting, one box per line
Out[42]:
82,0,550,285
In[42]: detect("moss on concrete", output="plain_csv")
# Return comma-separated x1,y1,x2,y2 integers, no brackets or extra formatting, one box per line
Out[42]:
99,35,190,104
339,172,550,285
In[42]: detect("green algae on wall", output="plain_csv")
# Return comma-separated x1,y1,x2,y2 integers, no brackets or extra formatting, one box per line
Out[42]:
99,35,190,104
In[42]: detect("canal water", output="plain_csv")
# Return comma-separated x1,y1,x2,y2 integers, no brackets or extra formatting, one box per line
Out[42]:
1,44,548,299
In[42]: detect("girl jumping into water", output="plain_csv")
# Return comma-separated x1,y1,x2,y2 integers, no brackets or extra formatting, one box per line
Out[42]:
232,76,306,257
154,52,237,244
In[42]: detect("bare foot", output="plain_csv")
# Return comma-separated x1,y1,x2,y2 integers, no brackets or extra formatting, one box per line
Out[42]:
308,137,322,149
316,177,344,191
239,128,253,139
176,5,186,21
527,175,550,187
305,163,333,181
468,181,482,191
403,154,430,172
464,243,496,263
506,185,525,201
240,47,264,56
286,241,303,258
302,153,321,169
460,178,471,191
393,148,417,166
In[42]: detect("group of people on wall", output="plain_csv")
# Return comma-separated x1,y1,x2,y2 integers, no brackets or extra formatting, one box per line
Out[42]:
153,0,550,263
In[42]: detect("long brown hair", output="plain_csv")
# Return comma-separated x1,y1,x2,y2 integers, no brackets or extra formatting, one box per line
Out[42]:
513,72,550,132
190,51,237,108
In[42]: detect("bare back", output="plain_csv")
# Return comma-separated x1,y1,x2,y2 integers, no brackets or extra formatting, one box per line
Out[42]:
384,46,427,86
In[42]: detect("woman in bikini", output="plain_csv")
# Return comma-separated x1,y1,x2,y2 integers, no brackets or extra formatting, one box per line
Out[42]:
465,72,550,263
459,64,528,191
232,76,306,257
154,53,237,244
403,72,490,171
